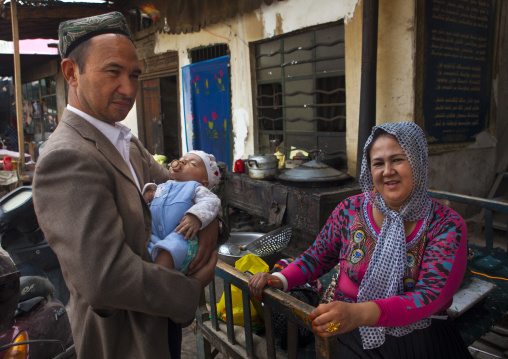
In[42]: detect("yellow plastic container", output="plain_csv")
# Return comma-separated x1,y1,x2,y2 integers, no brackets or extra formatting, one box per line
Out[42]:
274,150,285,169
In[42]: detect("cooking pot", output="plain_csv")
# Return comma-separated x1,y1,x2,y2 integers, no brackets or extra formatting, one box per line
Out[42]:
278,159,349,182
247,154,278,180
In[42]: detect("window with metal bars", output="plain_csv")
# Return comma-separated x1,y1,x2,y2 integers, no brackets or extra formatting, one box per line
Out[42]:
254,23,346,170
190,44,229,63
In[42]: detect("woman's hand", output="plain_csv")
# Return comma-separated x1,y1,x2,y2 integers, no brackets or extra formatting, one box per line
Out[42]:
309,301,381,337
248,272,284,300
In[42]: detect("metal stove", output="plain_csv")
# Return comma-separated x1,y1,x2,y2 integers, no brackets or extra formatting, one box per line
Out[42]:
222,172,361,253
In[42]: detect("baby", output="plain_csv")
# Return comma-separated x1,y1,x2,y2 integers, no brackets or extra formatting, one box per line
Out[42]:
143,150,221,274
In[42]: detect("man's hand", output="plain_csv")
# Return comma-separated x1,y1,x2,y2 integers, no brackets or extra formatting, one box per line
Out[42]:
191,250,218,289
187,218,218,275
175,214,202,240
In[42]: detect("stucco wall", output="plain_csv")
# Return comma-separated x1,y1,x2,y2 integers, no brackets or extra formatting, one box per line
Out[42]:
345,0,416,176
428,131,496,216
428,134,496,198
345,2,363,177
376,0,416,128
153,0,416,174
150,0,499,198
154,0,359,162
121,103,139,138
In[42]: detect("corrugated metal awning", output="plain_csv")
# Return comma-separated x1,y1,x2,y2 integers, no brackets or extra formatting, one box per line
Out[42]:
0,0,281,41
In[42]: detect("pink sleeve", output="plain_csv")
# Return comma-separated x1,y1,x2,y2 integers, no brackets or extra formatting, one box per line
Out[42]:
374,205,468,327
280,263,310,290
278,196,360,291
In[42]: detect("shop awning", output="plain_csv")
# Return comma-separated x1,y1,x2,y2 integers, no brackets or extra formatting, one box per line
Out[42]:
144,0,279,34
0,1,120,41
0,0,281,41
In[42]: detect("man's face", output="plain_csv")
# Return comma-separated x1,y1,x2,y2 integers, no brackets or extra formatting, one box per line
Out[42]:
74,34,141,123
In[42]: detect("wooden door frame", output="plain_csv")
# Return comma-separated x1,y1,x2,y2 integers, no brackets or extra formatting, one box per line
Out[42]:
140,78,163,155
135,51,179,148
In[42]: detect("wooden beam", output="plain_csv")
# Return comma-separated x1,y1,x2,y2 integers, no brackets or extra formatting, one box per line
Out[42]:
10,0,26,172
1,4,120,20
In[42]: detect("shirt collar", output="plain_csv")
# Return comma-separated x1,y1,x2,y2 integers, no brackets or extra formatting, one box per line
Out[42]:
66,105,132,145
67,105,140,190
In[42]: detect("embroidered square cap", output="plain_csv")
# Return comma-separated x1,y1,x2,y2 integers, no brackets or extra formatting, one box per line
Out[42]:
59,11,134,59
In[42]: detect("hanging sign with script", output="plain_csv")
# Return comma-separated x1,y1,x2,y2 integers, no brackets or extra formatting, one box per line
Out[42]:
416,0,495,148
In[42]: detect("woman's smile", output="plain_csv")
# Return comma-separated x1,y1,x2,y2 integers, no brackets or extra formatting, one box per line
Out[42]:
384,180,400,189
370,135,414,211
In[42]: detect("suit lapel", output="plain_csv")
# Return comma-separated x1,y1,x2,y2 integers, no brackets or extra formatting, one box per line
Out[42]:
61,110,152,242
61,110,139,191
128,140,153,219
129,142,145,187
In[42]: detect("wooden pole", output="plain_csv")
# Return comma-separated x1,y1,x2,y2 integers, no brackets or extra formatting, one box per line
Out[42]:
10,0,26,176
356,0,379,179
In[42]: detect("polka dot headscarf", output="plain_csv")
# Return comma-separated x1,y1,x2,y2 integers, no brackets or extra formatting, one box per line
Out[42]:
357,122,433,349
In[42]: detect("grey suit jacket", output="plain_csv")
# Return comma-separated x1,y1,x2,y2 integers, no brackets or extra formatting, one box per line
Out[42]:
33,109,202,358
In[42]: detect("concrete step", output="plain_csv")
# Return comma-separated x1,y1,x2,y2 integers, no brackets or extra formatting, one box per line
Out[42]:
469,313,508,359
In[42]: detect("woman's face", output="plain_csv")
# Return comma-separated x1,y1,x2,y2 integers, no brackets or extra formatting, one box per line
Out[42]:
369,135,414,211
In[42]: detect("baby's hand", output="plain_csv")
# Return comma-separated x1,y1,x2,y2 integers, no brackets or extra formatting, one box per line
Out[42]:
175,214,202,240
143,190,155,204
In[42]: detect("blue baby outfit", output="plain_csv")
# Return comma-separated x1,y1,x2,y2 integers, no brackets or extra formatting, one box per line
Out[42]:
147,181,201,273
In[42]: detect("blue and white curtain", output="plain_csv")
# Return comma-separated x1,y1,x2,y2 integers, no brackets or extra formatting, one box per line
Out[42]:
182,55,230,168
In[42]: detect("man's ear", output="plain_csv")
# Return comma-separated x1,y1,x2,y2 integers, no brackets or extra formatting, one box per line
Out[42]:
61,59,79,87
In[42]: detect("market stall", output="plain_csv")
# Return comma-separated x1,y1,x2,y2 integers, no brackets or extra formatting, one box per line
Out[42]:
0,149,33,196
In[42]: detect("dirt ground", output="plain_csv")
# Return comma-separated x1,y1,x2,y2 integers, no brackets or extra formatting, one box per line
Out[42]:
181,324,199,358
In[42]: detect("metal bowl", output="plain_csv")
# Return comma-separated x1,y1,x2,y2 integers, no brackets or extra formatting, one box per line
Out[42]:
218,232,283,268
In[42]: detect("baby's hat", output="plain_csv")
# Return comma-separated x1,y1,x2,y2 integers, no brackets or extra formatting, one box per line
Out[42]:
189,150,220,189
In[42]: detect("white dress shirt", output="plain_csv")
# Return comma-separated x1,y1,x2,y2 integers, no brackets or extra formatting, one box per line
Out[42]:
67,105,141,190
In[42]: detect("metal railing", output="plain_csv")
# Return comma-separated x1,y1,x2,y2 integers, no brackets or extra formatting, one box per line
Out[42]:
428,189,508,250
195,260,338,359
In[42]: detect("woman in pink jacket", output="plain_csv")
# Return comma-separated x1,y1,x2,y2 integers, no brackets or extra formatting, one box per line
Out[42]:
249,122,472,358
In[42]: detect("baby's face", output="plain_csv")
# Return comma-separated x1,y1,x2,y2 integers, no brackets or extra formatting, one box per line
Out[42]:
169,153,208,186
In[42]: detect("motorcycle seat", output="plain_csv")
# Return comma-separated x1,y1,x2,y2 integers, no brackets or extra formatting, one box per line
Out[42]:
19,276,55,302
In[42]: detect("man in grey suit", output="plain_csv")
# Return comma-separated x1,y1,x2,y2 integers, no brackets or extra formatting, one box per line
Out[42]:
33,12,218,359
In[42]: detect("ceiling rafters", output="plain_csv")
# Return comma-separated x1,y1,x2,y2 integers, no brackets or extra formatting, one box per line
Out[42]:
0,0,282,41
0,0,124,41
